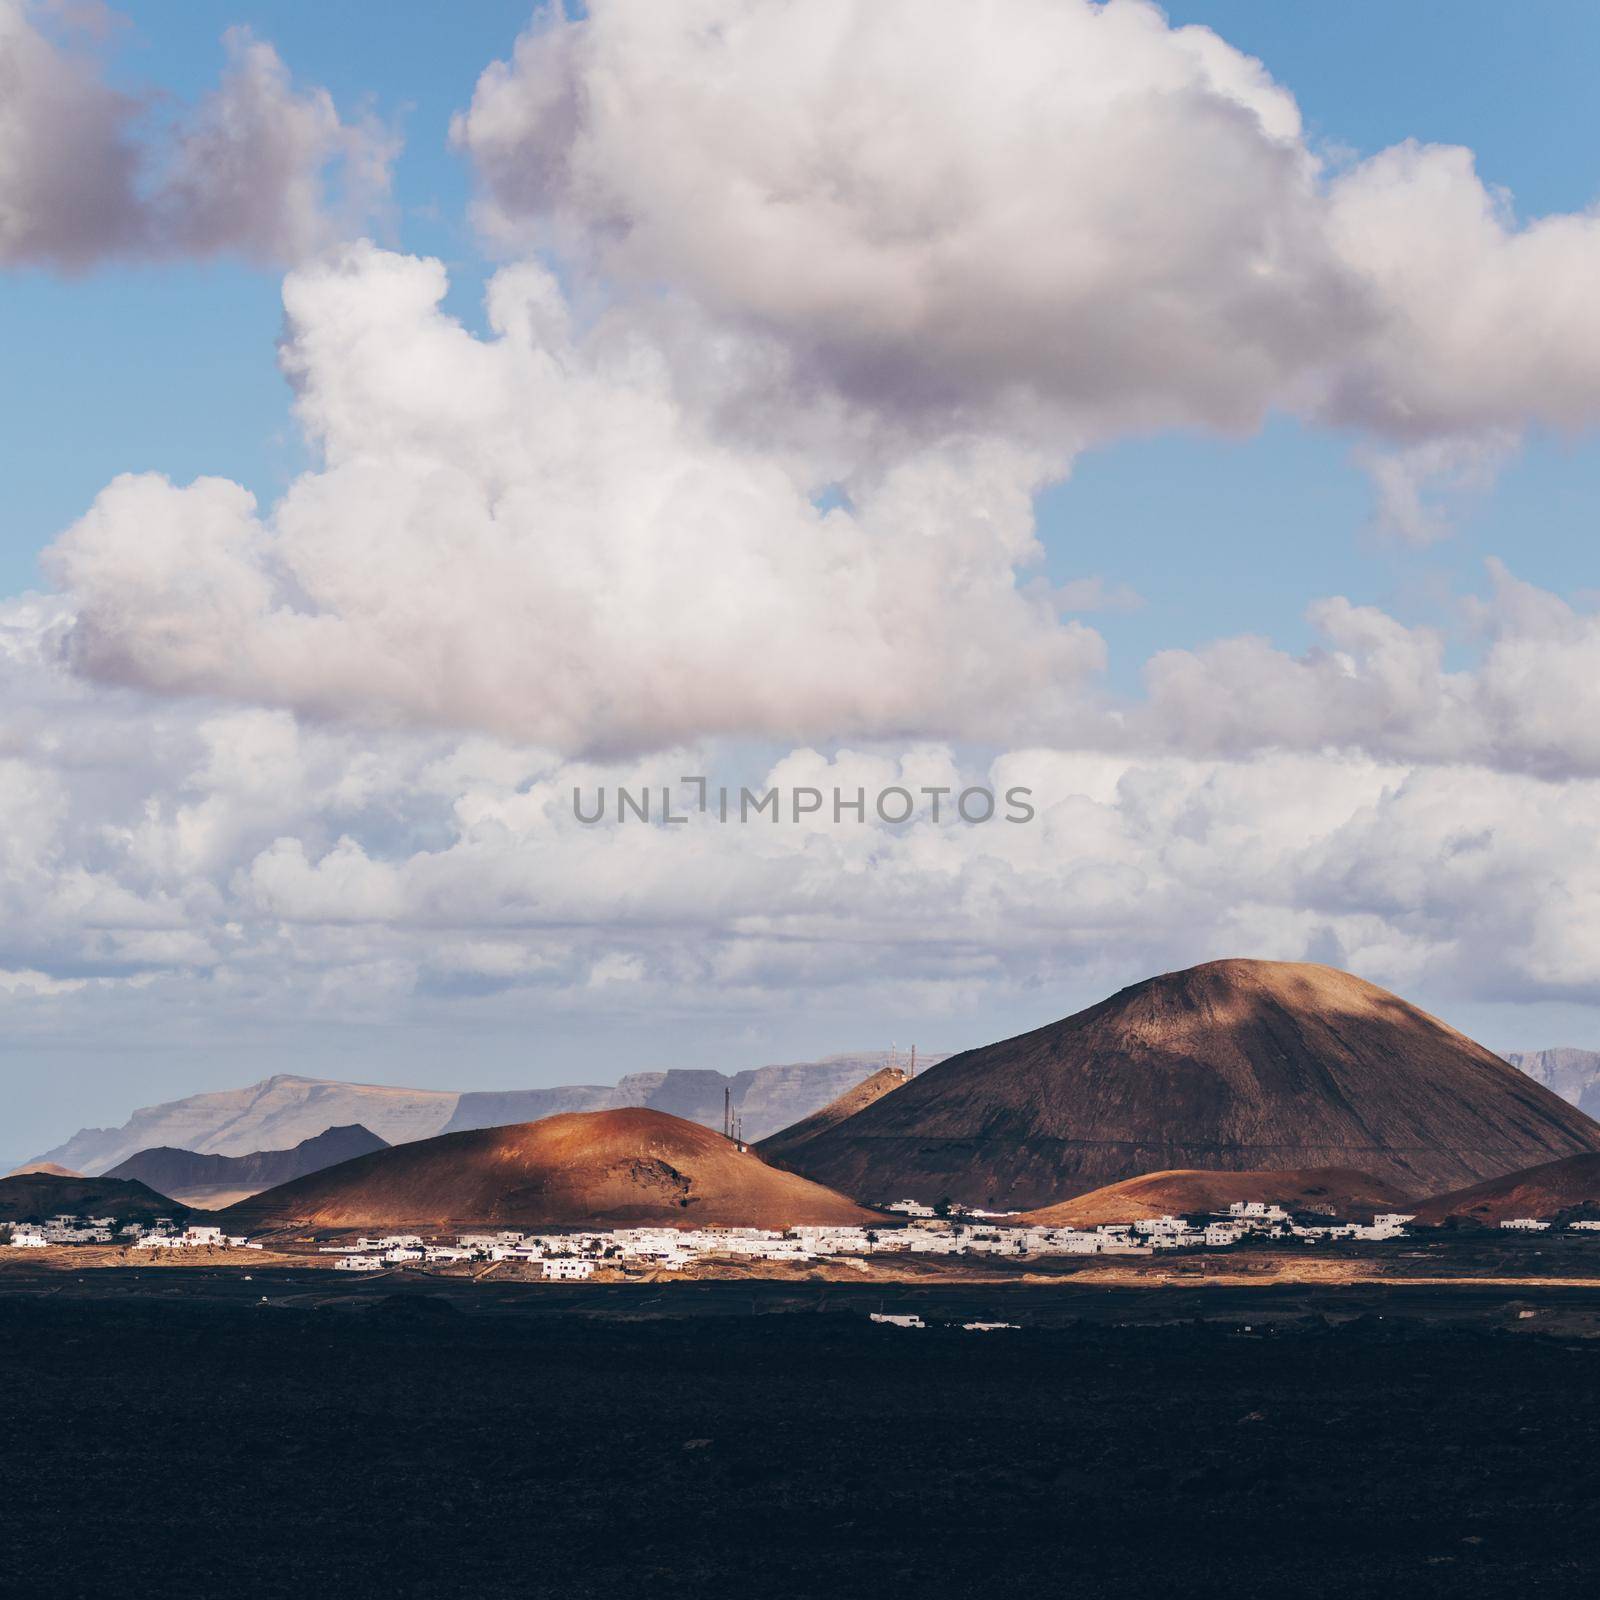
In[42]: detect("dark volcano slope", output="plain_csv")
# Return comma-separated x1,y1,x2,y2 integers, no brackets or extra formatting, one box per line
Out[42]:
0,1173,185,1226
768,959,1600,1211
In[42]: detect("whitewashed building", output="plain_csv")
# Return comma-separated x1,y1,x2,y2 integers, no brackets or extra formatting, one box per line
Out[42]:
541,1258,594,1280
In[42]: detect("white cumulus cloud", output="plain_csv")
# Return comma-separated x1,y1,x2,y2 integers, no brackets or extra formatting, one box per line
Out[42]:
457,0,1600,519
1135,563,1600,779
47,242,1104,754
457,0,1345,439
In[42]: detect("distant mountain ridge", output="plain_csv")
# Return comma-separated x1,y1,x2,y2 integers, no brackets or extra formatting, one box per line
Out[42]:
34,1076,460,1177
105,1125,389,1206
32,1052,946,1176
1505,1049,1600,1119
442,1055,938,1141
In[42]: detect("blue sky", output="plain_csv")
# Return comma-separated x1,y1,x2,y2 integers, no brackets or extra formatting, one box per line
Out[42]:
1,2,528,594
7,1,1600,1164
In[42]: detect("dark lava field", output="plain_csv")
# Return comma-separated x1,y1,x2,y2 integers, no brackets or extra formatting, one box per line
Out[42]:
4,1276,1600,1599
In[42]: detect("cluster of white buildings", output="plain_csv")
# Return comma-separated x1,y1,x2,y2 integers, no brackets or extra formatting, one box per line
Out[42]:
311,1202,1422,1275
323,1234,485,1272
323,1232,604,1276
6,1212,119,1247
23,1200,1597,1270
4,1214,260,1250
883,1200,1017,1220
1206,1202,1417,1245
1499,1217,1600,1232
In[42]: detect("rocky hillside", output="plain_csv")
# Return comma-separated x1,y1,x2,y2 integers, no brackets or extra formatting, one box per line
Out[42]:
223,1110,876,1231
1024,1166,1417,1227
0,1173,186,1226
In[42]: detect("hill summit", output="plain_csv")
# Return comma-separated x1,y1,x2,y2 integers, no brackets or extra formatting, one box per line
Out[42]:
105,1125,389,1208
766,959,1600,1210
1411,1153,1600,1226
0,1173,185,1226
223,1108,875,1231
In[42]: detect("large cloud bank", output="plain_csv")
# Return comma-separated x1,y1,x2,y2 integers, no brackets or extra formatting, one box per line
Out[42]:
0,3,392,269
42,237,1600,774
4,591,1600,1051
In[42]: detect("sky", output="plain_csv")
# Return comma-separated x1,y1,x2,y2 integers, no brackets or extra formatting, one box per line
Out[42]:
5,0,1600,1165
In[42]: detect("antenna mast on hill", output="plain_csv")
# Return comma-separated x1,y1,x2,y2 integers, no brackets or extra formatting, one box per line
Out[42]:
724,1085,732,1139
887,1041,916,1077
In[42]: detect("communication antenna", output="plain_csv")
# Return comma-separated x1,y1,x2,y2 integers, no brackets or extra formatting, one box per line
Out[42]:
724,1085,732,1139
909,1044,916,1078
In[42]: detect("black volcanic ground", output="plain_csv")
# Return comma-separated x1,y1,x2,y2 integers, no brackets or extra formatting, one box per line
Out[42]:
772,959,1600,1210
4,1274,1600,1599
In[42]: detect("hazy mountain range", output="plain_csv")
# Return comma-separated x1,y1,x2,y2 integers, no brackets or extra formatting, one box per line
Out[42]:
29,1052,944,1176
24,1036,1599,1186
1504,1050,1600,1120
